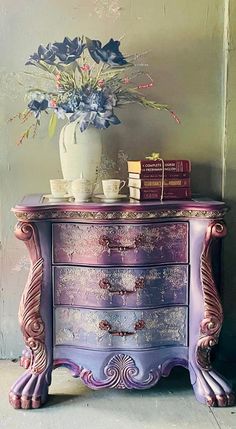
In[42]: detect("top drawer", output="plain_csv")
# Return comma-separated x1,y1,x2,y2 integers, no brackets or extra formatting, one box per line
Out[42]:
52,222,188,266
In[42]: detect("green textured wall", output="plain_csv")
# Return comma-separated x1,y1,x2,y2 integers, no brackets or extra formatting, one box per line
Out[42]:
220,0,236,361
0,0,233,359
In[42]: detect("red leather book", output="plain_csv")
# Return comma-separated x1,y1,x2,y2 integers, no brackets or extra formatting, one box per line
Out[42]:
129,187,192,200
128,177,191,189
129,171,190,179
128,160,191,174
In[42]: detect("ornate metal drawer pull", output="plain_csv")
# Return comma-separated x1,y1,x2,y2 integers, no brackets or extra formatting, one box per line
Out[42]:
99,235,144,252
99,319,145,336
99,277,145,295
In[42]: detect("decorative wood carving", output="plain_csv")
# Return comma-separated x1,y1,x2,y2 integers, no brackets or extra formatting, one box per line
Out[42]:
10,197,233,409
15,222,46,374
54,354,160,389
197,222,227,370
13,207,228,222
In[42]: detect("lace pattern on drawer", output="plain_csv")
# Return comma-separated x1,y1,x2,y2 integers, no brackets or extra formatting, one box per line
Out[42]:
54,265,188,308
55,307,188,349
53,222,188,264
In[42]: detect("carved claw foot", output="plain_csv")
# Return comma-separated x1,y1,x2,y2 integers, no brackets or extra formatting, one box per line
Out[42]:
9,369,51,409
20,349,31,369
189,364,235,407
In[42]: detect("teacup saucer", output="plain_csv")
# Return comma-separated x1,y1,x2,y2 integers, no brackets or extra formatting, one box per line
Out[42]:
94,194,127,203
44,194,72,203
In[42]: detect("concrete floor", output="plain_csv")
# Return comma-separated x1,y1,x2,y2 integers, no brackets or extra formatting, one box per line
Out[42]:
1,360,236,429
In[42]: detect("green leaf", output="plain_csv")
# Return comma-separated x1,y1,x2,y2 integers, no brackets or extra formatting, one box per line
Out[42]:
48,112,58,139
39,60,59,75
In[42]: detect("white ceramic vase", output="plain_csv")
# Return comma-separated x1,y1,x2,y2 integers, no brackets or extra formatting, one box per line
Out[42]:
59,122,102,185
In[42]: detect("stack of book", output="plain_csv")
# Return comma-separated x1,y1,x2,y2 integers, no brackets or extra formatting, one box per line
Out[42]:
127,159,191,201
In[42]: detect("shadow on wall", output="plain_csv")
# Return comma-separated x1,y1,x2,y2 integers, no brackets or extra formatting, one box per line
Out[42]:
219,195,236,362
190,162,222,200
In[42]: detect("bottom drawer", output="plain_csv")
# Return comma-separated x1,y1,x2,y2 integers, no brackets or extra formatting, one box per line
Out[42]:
55,307,188,350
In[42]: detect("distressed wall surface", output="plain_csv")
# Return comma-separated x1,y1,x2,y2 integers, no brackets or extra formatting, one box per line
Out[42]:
0,0,232,358
221,0,236,360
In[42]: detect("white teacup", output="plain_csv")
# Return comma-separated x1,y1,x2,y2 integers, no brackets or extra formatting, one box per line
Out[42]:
50,179,70,197
71,178,92,202
102,179,126,199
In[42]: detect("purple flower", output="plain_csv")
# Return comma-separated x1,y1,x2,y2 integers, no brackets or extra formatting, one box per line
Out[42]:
86,38,127,66
53,37,85,64
26,44,56,65
28,99,48,118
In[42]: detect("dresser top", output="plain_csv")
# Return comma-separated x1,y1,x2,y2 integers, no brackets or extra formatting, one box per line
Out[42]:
12,194,227,222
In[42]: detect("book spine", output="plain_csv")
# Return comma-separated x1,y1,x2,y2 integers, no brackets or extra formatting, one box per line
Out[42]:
129,172,190,179
128,160,191,173
128,178,190,188
140,164,190,173
129,187,191,200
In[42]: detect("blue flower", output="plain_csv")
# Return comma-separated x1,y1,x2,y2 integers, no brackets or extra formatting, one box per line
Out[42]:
86,38,127,66
57,90,81,113
26,44,56,65
53,37,85,64
66,87,121,131
28,99,48,118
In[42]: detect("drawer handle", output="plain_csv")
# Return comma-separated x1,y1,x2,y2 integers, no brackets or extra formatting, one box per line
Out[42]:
99,235,144,251
99,277,145,295
99,319,145,336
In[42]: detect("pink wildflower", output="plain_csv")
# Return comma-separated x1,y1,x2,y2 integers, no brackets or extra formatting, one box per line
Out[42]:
98,79,105,87
55,73,61,89
137,83,153,89
81,64,91,71
50,99,57,108
170,110,181,124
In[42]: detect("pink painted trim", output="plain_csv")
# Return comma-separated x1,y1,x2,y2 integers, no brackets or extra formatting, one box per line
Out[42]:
15,222,47,374
197,222,227,370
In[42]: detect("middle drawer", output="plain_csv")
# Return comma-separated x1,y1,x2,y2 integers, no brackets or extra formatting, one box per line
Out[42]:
53,265,188,308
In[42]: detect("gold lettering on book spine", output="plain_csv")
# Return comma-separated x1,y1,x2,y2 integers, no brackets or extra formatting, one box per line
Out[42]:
197,222,226,370
15,222,46,374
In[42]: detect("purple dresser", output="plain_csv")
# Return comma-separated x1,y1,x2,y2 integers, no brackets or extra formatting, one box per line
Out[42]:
9,195,234,409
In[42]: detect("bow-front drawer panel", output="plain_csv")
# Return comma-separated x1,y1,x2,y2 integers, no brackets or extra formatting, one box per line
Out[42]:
52,222,188,265
55,307,188,349
53,265,188,308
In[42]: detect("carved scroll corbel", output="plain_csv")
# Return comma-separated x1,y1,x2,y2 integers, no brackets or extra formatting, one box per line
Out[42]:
15,222,46,374
197,222,227,370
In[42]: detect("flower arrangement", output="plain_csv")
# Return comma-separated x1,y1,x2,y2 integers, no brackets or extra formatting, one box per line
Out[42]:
11,36,179,144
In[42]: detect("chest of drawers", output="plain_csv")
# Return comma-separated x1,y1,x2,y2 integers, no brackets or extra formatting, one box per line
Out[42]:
9,195,234,409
